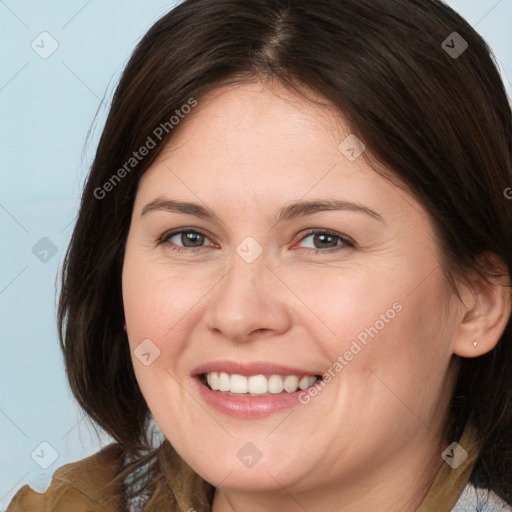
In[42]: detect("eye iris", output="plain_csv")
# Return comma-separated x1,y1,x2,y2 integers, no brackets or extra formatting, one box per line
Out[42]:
182,232,204,247
314,233,337,248
171,232,342,249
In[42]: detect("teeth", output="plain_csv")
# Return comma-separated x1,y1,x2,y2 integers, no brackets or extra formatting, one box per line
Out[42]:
248,375,267,394
283,375,299,393
230,374,248,393
299,376,317,390
206,372,218,390
204,372,319,395
219,372,230,392
268,375,284,394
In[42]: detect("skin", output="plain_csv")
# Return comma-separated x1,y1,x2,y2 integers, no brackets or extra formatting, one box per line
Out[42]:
122,80,510,511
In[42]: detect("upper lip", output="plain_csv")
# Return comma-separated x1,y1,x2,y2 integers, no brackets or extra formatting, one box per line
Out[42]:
192,360,322,377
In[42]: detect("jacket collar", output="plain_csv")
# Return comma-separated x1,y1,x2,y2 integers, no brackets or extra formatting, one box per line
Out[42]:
416,423,479,511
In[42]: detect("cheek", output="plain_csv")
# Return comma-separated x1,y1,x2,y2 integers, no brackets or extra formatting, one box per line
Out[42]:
295,262,453,403
121,249,224,411
122,248,212,347
341,281,454,419
275,262,407,355
121,249,208,419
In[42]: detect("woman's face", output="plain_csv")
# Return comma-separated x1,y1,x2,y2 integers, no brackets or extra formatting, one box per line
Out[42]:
122,81,463,496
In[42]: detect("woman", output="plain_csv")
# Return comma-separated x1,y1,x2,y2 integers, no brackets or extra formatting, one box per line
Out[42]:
7,0,512,510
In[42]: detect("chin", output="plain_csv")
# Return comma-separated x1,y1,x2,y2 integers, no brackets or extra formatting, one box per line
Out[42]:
198,463,298,491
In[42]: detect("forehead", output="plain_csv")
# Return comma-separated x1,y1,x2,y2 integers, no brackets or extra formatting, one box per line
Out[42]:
140,83,382,188
134,80,426,232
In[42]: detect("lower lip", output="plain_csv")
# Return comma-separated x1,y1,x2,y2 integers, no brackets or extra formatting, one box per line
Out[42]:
192,376,312,418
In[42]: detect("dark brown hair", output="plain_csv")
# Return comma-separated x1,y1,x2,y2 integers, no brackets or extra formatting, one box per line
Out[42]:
58,0,512,508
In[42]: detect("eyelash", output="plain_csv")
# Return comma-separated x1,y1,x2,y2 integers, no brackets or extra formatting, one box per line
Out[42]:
157,228,354,255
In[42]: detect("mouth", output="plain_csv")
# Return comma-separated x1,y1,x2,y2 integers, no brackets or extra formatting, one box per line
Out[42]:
200,372,323,396
191,361,325,417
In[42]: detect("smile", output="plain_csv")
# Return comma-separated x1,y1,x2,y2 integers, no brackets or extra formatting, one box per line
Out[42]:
203,372,321,396
191,361,325,417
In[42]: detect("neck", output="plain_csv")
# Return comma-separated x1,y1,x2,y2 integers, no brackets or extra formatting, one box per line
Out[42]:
211,427,447,512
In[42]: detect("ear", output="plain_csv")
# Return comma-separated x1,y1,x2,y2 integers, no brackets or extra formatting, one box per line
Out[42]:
452,252,511,358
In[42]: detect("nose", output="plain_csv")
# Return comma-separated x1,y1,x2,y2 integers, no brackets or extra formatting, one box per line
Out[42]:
204,251,292,343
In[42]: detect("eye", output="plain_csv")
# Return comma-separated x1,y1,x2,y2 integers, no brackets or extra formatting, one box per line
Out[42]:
294,229,354,254
157,228,216,252
156,228,354,255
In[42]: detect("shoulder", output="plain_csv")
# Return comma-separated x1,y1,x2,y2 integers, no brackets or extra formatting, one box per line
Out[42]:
452,483,512,512
6,443,125,512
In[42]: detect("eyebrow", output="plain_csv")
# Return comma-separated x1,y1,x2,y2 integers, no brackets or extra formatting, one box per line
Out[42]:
141,198,384,223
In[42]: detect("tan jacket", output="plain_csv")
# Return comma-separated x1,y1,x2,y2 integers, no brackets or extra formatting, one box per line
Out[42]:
6,425,493,511
6,444,124,511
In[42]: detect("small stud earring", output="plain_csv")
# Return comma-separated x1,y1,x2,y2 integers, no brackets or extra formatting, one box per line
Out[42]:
473,340,478,348
123,323,127,332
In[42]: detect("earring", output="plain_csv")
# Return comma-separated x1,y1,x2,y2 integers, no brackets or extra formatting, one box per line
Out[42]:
473,340,478,348
123,323,127,332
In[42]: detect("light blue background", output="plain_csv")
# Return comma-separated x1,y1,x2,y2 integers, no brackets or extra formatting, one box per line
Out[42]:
0,0,511,508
